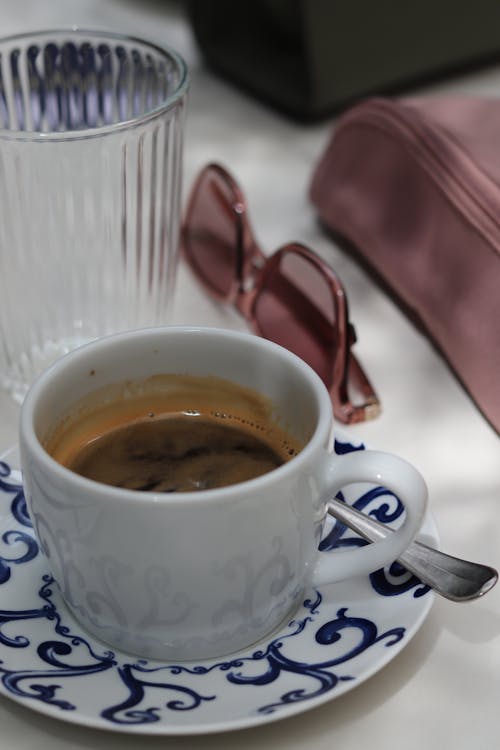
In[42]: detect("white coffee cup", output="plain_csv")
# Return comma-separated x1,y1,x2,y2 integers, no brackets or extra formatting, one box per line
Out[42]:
20,326,427,661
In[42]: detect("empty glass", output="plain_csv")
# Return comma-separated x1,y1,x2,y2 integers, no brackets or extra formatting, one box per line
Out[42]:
0,29,189,401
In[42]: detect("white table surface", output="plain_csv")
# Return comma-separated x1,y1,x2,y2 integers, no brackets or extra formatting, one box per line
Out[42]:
0,1,499,748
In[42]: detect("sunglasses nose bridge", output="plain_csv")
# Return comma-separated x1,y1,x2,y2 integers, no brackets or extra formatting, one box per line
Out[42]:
234,284,257,319
231,234,266,312
246,252,265,279
239,231,266,283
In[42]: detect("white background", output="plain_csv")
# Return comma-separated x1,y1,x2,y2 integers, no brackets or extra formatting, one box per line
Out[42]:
0,1,498,748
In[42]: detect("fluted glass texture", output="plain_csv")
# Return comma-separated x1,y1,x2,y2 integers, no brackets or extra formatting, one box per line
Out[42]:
0,30,188,401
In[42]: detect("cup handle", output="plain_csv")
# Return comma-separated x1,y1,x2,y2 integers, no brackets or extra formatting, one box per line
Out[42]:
311,450,428,586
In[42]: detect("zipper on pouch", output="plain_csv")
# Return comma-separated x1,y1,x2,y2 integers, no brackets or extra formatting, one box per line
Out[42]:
335,98,500,258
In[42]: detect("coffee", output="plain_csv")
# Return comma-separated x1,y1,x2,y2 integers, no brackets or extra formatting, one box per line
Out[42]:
45,374,301,492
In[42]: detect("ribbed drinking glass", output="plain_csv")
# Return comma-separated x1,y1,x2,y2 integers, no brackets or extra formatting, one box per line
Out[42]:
0,29,188,401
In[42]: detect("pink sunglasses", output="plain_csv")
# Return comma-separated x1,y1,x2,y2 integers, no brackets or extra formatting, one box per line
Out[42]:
181,162,380,424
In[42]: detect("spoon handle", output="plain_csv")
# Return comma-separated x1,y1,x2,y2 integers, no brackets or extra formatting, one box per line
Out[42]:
327,498,498,602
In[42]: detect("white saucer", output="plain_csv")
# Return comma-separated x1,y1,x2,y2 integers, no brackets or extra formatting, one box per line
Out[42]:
0,432,436,736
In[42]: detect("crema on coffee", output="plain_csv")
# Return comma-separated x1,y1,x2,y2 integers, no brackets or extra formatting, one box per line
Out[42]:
45,374,302,492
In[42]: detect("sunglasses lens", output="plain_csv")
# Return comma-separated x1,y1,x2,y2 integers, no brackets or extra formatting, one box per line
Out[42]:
184,170,238,297
254,250,337,386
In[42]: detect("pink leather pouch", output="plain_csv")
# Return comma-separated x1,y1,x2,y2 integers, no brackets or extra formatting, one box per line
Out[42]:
310,96,500,433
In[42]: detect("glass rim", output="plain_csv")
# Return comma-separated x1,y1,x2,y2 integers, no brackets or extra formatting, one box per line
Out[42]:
0,27,189,142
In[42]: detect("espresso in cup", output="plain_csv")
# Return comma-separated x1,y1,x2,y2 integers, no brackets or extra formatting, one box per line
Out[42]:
45,373,302,492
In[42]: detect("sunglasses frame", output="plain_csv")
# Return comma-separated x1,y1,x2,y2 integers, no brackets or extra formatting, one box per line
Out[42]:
182,162,380,424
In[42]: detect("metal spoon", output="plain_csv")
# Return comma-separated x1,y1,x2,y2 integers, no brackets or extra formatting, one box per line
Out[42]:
327,498,498,602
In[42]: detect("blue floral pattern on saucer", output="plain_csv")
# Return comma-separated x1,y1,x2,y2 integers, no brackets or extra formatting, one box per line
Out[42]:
0,435,436,735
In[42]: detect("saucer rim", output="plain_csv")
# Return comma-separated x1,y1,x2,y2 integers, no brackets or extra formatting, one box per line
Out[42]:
0,432,437,735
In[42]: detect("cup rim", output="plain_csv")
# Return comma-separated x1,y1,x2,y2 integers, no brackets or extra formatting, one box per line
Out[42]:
0,27,189,142
20,326,334,507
